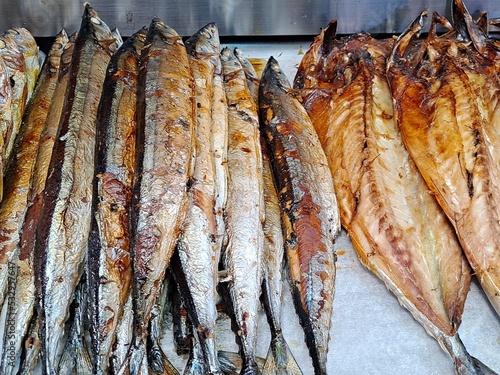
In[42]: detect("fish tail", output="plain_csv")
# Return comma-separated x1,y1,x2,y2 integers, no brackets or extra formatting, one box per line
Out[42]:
442,334,498,375
262,334,303,375
217,351,240,374
57,329,92,375
148,343,179,375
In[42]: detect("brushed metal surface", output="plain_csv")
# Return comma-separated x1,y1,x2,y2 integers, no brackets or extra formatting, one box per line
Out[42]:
0,0,498,37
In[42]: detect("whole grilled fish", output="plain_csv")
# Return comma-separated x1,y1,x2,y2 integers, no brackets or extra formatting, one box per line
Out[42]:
211,53,228,273
0,29,67,375
387,1,500,319
87,27,146,375
296,16,495,374
220,46,265,375
0,34,27,169
260,138,302,375
171,22,222,375
33,5,118,374
3,28,40,101
259,57,340,375
125,18,194,375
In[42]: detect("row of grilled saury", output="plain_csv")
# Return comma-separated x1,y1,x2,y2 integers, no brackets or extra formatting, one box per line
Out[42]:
0,0,499,374
0,3,337,375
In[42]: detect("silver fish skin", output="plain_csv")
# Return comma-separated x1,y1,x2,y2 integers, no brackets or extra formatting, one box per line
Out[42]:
18,314,42,374
259,57,340,375
172,22,222,375
0,34,27,169
260,139,302,375
211,56,228,266
33,5,117,374
110,293,134,373
0,29,67,375
57,279,93,375
87,27,146,375
125,18,195,375
234,47,259,103
3,27,40,101
147,272,179,375
220,46,265,375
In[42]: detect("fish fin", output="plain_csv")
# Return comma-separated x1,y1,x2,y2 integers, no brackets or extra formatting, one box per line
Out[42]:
57,332,92,375
262,335,303,375
454,356,499,375
127,342,150,375
218,351,266,374
148,343,180,375
183,356,207,375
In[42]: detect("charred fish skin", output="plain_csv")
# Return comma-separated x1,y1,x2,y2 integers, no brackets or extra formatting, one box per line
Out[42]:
387,5,500,317
126,18,195,374
259,57,340,375
220,46,265,375
172,22,223,375
87,27,146,375
0,34,27,169
0,29,67,375
33,5,117,374
3,27,40,101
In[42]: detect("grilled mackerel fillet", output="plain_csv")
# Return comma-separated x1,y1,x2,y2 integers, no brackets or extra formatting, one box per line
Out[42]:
387,2,500,318
296,18,492,374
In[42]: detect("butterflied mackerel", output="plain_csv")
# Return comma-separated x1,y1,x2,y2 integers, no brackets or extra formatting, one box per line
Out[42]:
0,29,67,375
124,18,195,375
259,57,340,375
296,16,494,374
33,5,118,374
87,27,146,375
387,0,500,322
170,22,222,375
3,28,40,101
220,47,265,375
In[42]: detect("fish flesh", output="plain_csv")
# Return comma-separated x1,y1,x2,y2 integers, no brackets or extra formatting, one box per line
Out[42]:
296,16,494,374
259,56,340,375
171,22,222,375
33,5,118,374
3,28,40,101
259,138,302,375
0,29,67,375
87,27,146,375
220,46,264,375
125,18,194,375
387,1,500,318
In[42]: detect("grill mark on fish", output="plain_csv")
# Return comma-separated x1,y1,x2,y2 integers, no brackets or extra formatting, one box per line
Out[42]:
0,29,67,375
33,5,117,374
87,27,146,375
260,56,339,375
220,46,264,375
125,18,194,374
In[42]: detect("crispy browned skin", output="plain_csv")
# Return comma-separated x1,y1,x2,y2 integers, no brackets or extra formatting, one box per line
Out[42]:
0,29,67,375
387,5,500,317
295,15,495,374
87,27,146,375
33,5,117,374
124,18,194,375
260,57,340,375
